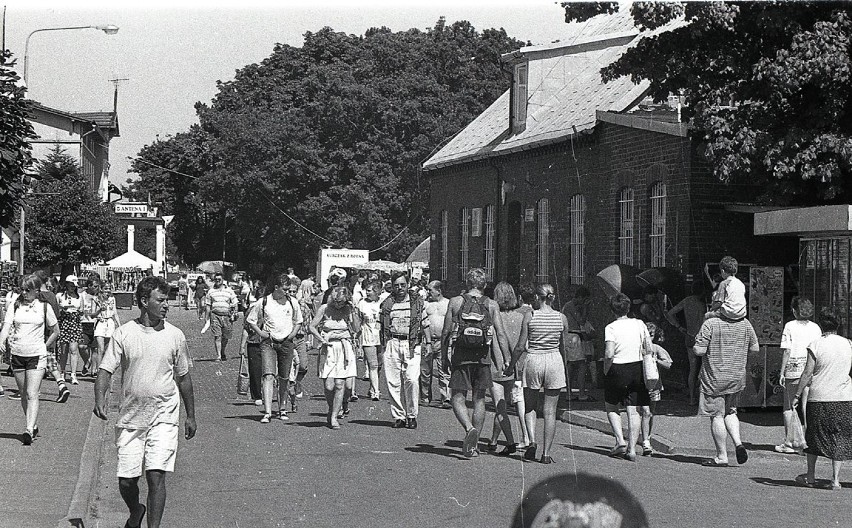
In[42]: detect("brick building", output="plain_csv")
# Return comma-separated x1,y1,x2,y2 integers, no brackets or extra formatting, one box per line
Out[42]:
423,25,797,302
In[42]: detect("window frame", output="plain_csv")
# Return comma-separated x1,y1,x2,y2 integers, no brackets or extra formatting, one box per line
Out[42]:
570,194,586,285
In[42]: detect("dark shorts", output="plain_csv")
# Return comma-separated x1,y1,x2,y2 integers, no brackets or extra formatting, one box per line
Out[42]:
449,363,492,393
81,321,96,346
604,361,650,407
11,354,46,371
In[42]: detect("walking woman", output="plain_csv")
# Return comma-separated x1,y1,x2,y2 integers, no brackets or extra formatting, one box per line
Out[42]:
794,308,852,489
56,275,83,385
487,282,527,455
506,284,570,464
92,286,121,375
193,275,209,320
603,293,654,462
0,274,59,444
310,285,360,429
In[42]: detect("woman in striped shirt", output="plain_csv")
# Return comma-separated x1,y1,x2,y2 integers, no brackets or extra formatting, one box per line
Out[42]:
512,284,571,464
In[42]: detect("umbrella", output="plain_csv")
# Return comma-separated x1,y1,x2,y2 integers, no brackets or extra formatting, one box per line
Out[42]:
351,260,406,273
197,260,234,274
595,264,642,299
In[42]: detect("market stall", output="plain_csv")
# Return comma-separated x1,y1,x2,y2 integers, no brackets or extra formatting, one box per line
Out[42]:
105,250,158,308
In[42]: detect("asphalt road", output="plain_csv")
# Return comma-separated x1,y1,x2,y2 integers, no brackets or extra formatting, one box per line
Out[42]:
90,307,847,528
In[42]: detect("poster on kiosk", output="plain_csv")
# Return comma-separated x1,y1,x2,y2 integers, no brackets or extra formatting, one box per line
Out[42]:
316,249,369,290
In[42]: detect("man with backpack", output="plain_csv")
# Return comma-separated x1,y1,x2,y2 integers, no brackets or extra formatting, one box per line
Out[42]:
380,271,427,429
441,268,513,457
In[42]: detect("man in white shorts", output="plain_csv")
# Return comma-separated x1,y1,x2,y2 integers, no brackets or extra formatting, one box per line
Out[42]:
94,276,197,528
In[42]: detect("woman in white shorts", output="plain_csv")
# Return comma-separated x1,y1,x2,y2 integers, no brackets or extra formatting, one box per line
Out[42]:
0,274,59,445
516,284,570,464
93,287,120,374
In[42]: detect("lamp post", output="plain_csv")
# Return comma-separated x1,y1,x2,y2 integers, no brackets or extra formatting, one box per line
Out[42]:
18,24,118,274
23,24,119,85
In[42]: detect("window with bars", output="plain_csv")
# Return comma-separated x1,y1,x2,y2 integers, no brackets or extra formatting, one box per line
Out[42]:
483,204,496,281
570,194,586,284
650,182,667,268
619,187,634,266
439,210,448,281
459,207,470,280
537,198,549,283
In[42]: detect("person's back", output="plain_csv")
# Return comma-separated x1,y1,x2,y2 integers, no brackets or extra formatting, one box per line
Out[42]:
781,319,822,380
808,334,852,402
697,317,757,394
717,275,747,320
527,309,563,353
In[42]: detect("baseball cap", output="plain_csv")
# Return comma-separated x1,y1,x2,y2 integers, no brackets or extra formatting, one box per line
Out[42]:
330,268,347,280
65,275,79,285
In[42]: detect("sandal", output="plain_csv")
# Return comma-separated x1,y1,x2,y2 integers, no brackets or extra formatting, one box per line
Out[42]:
794,474,815,488
774,444,797,454
278,411,289,421
523,443,538,461
260,414,271,424
496,444,518,457
701,459,729,467
608,444,627,458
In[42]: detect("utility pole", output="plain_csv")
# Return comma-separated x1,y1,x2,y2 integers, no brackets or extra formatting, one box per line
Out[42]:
109,77,129,115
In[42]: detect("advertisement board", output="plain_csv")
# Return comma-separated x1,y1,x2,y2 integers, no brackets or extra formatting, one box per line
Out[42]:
316,249,369,290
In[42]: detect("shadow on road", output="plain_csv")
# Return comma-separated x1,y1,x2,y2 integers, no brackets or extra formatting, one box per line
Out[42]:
742,441,784,454
223,414,269,422
349,419,393,428
0,432,23,443
749,476,848,489
405,442,468,460
560,443,613,458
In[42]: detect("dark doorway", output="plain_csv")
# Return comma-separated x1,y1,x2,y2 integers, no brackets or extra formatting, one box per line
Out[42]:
506,201,522,285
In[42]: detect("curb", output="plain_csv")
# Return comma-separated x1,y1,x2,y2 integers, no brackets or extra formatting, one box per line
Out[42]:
560,409,717,458
57,390,111,528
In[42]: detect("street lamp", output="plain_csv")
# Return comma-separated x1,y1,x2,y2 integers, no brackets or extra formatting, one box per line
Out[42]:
23,24,119,85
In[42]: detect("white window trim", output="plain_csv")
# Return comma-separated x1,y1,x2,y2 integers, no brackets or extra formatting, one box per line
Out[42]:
484,204,496,281
513,63,528,133
459,207,470,280
619,187,634,266
570,194,585,285
537,198,549,283
650,182,667,268
440,210,448,281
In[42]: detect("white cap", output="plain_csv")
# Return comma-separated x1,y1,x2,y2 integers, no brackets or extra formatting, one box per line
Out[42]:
330,268,347,280
65,275,79,284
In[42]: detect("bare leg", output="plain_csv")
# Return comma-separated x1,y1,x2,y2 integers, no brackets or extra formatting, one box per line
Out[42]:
471,389,487,438
146,469,167,528
451,389,472,431
514,383,531,446
710,415,729,463
724,412,743,447
687,351,699,405
213,337,222,361
490,383,514,445
640,404,654,446
524,388,539,447
68,342,80,383
118,477,146,527
625,405,641,458
330,378,345,427
806,453,818,482
541,389,560,458
605,403,626,447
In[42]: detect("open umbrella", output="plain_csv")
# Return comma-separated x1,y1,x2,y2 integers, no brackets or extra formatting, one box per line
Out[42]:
351,260,405,273
197,260,233,274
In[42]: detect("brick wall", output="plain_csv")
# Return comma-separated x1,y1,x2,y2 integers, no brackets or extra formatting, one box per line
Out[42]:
427,121,798,301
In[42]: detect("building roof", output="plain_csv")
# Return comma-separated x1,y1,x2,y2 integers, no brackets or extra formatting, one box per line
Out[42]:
28,101,120,137
423,12,677,171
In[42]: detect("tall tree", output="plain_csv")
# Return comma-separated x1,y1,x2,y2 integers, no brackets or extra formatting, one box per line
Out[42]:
123,126,218,265
0,51,36,227
152,19,526,274
564,1,852,204
27,147,124,269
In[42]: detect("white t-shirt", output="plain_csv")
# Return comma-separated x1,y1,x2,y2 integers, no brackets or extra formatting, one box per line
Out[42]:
56,292,82,314
780,320,822,379
100,320,191,430
245,295,303,341
807,334,852,402
80,290,99,323
4,299,57,357
357,299,382,347
604,318,649,364
717,276,747,319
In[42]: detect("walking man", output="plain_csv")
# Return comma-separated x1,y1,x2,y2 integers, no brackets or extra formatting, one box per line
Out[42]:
421,280,450,407
380,271,427,429
206,272,238,361
246,272,302,423
694,311,759,467
177,274,189,310
441,268,512,457
94,276,196,528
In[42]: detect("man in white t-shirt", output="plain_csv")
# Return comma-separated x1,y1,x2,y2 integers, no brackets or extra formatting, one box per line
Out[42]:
421,280,450,407
247,271,303,422
94,276,196,528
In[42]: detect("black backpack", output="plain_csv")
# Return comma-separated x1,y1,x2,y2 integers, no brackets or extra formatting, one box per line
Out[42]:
456,294,491,350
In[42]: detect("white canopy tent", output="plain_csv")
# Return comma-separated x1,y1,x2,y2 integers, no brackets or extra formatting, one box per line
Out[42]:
107,250,159,275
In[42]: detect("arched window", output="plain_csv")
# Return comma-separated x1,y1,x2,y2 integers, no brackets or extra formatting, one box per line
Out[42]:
439,210,448,281
458,207,470,280
619,187,634,266
570,194,585,284
650,182,667,268
537,198,549,283
483,204,496,280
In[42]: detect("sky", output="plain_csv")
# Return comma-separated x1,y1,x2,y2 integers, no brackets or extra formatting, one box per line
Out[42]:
3,0,577,187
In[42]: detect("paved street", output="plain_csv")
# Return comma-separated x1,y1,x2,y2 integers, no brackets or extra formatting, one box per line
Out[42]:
2,306,850,527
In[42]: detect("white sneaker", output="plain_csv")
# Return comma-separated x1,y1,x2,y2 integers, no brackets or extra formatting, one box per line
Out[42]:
254,399,263,406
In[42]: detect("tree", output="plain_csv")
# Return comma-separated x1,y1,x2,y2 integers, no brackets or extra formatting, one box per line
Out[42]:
127,19,525,275
564,1,852,204
0,50,36,227
123,126,218,265
27,146,124,269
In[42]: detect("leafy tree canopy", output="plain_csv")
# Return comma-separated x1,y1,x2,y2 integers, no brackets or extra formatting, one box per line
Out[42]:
28,146,124,269
0,50,36,227
564,1,852,204
130,19,526,274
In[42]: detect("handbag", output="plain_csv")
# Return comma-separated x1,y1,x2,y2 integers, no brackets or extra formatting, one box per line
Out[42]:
236,354,250,396
642,345,660,391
